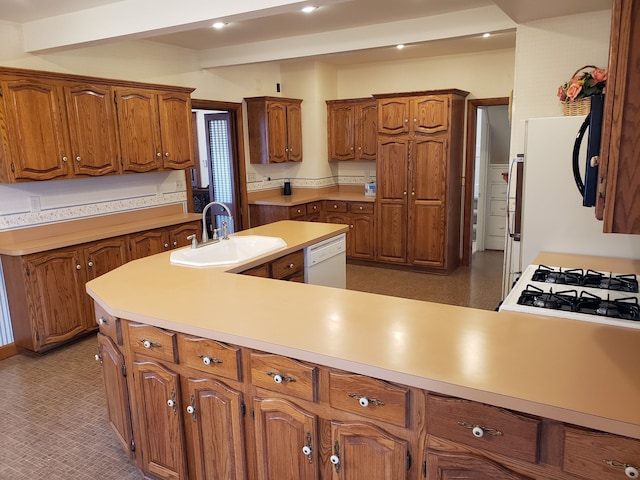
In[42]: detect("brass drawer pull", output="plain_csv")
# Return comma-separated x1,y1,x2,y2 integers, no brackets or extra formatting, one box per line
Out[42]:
457,421,503,438
140,339,161,349
348,393,385,407
266,371,297,384
198,354,223,366
605,460,640,479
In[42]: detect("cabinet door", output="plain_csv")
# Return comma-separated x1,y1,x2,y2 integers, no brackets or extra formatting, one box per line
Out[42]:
129,229,168,259
376,138,408,263
325,213,353,256
266,102,289,163
182,377,246,480
377,98,410,135
253,397,319,480
357,101,377,160
158,92,194,169
25,249,86,350
425,450,532,480
409,137,447,267
116,88,162,172
351,214,375,259
328,103,356,161
286,102,303,162
0,78,70,180
97,333,134,455
169,223,200,249
64,83,120,176
330,421,409,480
132,360,188,480
412,96,449,134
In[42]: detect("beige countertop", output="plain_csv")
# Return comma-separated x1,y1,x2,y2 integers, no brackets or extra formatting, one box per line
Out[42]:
0,205,201,256
249,190,375,206
86,221,640,440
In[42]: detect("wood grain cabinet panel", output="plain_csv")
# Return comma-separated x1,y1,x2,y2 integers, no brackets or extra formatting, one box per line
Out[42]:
374,90,467,272
562,427,640,480
330,421,410,480
0,77,70,181
426,394,540,464
327,98,377,161
182,377,247,480
425,450,534,480
177,335,242,381
250,352,318,402
127,322,178,363
596,0,640,233
245,97,303,164
157,91,194,169
128,221,201,259
253,397,319,480
97,333,134,456
64,83,121,176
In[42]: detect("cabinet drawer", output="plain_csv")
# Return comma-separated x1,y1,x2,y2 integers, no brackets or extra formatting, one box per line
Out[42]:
490,182,507,198
177,335,242,381
95,304,122,346
329,371,409,427
426,394,540,464
563,427,640,480
127,323,178,363
271,251,304,279
242,263,270,277
306,201,322,215
250,352,318,402
289,205,306,219
489,167,509,184
489,199,507,216
348,202,374,214
487,215,506,236
325,200,348,213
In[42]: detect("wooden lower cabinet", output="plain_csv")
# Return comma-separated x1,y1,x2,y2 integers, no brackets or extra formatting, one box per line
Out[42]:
325,201,375,260
131,360,188,480
253,397,319,480
183,377,247,480
107,318,640,480
241,250,304,282
425,450,533,479
128,222,201,259
331,421,410,479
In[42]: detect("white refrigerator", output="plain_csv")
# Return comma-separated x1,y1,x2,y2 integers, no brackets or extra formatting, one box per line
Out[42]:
516,116,640,271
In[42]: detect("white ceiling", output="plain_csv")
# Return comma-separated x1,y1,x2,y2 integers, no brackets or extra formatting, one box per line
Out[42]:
0,0,612,67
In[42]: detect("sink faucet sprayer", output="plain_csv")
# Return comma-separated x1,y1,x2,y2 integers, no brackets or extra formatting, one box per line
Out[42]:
200,201,233,244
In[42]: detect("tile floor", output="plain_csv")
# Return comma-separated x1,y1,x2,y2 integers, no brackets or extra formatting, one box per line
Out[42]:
0,250,503,479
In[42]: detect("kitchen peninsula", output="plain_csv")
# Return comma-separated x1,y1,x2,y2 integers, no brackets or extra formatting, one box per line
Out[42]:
87,221,640,480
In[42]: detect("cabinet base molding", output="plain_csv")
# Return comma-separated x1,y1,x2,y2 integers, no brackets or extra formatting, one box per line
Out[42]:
0,342,18,360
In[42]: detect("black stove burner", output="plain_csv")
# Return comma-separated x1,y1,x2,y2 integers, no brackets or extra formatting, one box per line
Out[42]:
532,265,583,286
575,291,640,321
582,270,639,293
532,265,639,293
517,285,577,312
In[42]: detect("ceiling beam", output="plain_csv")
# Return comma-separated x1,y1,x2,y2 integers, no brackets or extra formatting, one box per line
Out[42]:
21,0,349,52
197,6,516,68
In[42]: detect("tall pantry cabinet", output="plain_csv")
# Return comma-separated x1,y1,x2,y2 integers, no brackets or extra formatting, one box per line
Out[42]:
374,90,468,272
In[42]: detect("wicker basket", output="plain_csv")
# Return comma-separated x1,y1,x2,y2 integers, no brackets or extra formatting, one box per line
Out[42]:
562,97,591,116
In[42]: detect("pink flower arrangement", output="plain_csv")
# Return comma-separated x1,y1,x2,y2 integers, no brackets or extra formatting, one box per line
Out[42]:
557,66,607,103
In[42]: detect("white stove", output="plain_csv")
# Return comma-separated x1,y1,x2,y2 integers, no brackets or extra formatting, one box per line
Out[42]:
500,264,640,329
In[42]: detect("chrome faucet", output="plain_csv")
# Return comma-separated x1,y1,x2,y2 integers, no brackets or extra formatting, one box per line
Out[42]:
201,201,233,243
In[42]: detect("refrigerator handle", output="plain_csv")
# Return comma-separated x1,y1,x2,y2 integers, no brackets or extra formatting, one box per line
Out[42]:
572,113,590,196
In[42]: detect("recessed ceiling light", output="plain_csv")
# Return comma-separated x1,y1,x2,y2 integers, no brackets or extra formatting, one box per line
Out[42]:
396,44,406,50
212,22,227,29
483,32,491,38
302,6,317,13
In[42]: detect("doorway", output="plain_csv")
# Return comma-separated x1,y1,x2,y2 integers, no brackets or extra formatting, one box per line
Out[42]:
462,97,510,266
188,99,249,234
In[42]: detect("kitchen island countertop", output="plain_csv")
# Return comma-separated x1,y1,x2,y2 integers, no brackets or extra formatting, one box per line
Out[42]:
86,220,640,440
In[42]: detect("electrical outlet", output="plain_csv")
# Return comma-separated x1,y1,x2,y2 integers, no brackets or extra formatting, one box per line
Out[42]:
176,178,185,190
28,196,41,212
248,173,256,182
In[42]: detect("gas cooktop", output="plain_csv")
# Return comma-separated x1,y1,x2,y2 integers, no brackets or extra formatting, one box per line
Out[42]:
499,264,640,329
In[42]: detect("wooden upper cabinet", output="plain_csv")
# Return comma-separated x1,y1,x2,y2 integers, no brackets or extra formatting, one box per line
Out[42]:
0,77,70,181
158,92,194,169
64,83,121,176
327,98,377,161
378,94,451,136
412,96,449,134
116,88,162,173
596,0,640,233
0,66,195,183
245,97,303,164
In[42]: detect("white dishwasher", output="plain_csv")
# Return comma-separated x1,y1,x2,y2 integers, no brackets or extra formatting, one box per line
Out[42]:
304,233,346,288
